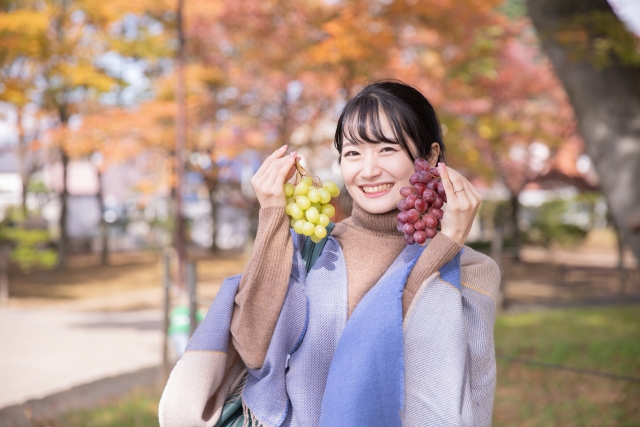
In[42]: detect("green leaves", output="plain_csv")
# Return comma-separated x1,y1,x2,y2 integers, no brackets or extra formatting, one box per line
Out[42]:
0,227,58,272
556,10,640,69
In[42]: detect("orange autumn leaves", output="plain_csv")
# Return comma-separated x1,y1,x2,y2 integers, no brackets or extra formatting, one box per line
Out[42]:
1,0,577,198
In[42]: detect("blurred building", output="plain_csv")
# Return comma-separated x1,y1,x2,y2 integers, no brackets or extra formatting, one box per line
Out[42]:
0,146,256,254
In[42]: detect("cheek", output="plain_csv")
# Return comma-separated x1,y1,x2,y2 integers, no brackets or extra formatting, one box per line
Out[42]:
398,167,413,183
340,162,357,185
389,158,414,183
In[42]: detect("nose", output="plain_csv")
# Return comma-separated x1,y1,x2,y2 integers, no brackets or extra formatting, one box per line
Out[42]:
359,152,382,180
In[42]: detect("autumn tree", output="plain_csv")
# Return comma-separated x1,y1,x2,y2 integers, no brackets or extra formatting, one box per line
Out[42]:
435,21,578,252
0,0,180,266
0,0,127,266
172,0,328,247
179,0,595,262
50,105,153,264
526,0,640,262
302,0,579,240
0,2,49,217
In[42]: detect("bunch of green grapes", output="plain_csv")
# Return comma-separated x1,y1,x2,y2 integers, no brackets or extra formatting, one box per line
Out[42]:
283,164,340,243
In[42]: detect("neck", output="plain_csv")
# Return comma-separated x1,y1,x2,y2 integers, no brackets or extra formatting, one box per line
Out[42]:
350,202,401,236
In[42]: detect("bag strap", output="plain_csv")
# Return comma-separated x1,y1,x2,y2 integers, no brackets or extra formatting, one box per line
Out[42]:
302,221,335,274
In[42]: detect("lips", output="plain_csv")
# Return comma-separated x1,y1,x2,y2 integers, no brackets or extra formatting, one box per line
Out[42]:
361,183,393,194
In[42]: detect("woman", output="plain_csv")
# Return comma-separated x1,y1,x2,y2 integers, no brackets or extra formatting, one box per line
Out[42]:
159,81,501,427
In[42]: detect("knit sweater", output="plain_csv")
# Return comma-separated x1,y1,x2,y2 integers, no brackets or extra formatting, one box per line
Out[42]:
230,203,500,370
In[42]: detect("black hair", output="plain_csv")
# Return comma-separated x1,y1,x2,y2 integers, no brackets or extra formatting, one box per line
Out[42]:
334,80,445,165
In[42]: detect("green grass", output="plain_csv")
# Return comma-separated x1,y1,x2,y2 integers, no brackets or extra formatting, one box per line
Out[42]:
495,305,640,376
59,305,640,427
493,305,640,427
60,388,161,427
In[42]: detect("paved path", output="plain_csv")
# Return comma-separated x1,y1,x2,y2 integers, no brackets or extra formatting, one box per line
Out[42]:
0,306,162,409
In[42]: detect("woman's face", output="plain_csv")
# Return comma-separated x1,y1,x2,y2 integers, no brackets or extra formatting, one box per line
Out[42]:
340,113,417,214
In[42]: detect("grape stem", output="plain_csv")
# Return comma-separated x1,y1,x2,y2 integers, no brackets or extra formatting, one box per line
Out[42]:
294,160,322,187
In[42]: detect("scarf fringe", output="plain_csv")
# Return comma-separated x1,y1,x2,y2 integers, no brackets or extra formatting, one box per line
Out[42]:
226,373,245,403
223,371,251,427
240,399,272,427
229,373,270,427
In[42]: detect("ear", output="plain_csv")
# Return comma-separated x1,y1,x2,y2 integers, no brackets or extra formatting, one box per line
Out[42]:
428,142,441,166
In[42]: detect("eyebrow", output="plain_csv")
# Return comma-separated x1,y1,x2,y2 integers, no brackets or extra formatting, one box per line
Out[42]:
343,139,399,147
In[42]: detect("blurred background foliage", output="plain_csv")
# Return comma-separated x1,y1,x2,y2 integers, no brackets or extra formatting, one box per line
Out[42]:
0,0,611,264
520,193,603,248
0,207,57,272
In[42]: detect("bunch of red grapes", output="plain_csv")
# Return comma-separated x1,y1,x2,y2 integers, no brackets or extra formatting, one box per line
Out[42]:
397,158,446,245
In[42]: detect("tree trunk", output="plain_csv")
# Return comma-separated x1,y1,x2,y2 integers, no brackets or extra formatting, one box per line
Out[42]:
21,177,28,218
490,220,506,310
616,224,626,296
97,169,108,266
608,212,627,295
15,107,36,219
526,0,640,263
279,91,290,146
174,0,187,289
58,149,69,268
244,201,260,258
207,186,219,253
16,107,28,218
0,245,9,305
509,191,521,261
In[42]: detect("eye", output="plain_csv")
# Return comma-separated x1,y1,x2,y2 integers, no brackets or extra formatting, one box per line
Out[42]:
381,146,397,153
343,150,359,157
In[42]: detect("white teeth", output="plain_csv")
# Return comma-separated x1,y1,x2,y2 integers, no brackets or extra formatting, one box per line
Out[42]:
362,184,392,193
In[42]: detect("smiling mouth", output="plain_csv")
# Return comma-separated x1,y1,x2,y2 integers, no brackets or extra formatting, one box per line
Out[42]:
360,183,393,194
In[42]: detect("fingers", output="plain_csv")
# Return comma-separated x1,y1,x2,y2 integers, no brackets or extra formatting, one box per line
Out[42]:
469,181,483,203
439,163,470,208
462,178,482,207
252,146,289,194
452,174,482,222
266,144,288,162
253,145,291,185
254,145,288,179
438,163,456,206
284,156,300,182
439,163,479,211
275,152,298,185
450,168,481,205
263,151,296,187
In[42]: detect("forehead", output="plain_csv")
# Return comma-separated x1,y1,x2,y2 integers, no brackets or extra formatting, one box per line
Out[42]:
342,108,397,145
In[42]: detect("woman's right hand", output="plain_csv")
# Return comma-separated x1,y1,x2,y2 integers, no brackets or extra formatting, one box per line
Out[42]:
251,145,298,208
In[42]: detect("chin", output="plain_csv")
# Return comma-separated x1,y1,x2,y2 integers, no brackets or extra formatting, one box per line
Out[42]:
355,197,399,214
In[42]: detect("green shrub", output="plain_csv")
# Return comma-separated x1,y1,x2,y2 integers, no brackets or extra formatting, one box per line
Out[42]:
0,208,58,272
525,194,600,247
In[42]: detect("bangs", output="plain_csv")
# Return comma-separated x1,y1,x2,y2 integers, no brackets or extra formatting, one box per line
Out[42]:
335,93,418,162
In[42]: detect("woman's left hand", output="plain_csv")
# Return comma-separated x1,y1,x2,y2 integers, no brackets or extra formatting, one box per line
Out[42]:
437,163,482,246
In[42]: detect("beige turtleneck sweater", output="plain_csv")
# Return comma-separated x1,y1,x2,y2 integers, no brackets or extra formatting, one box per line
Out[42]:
230,203,498,370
